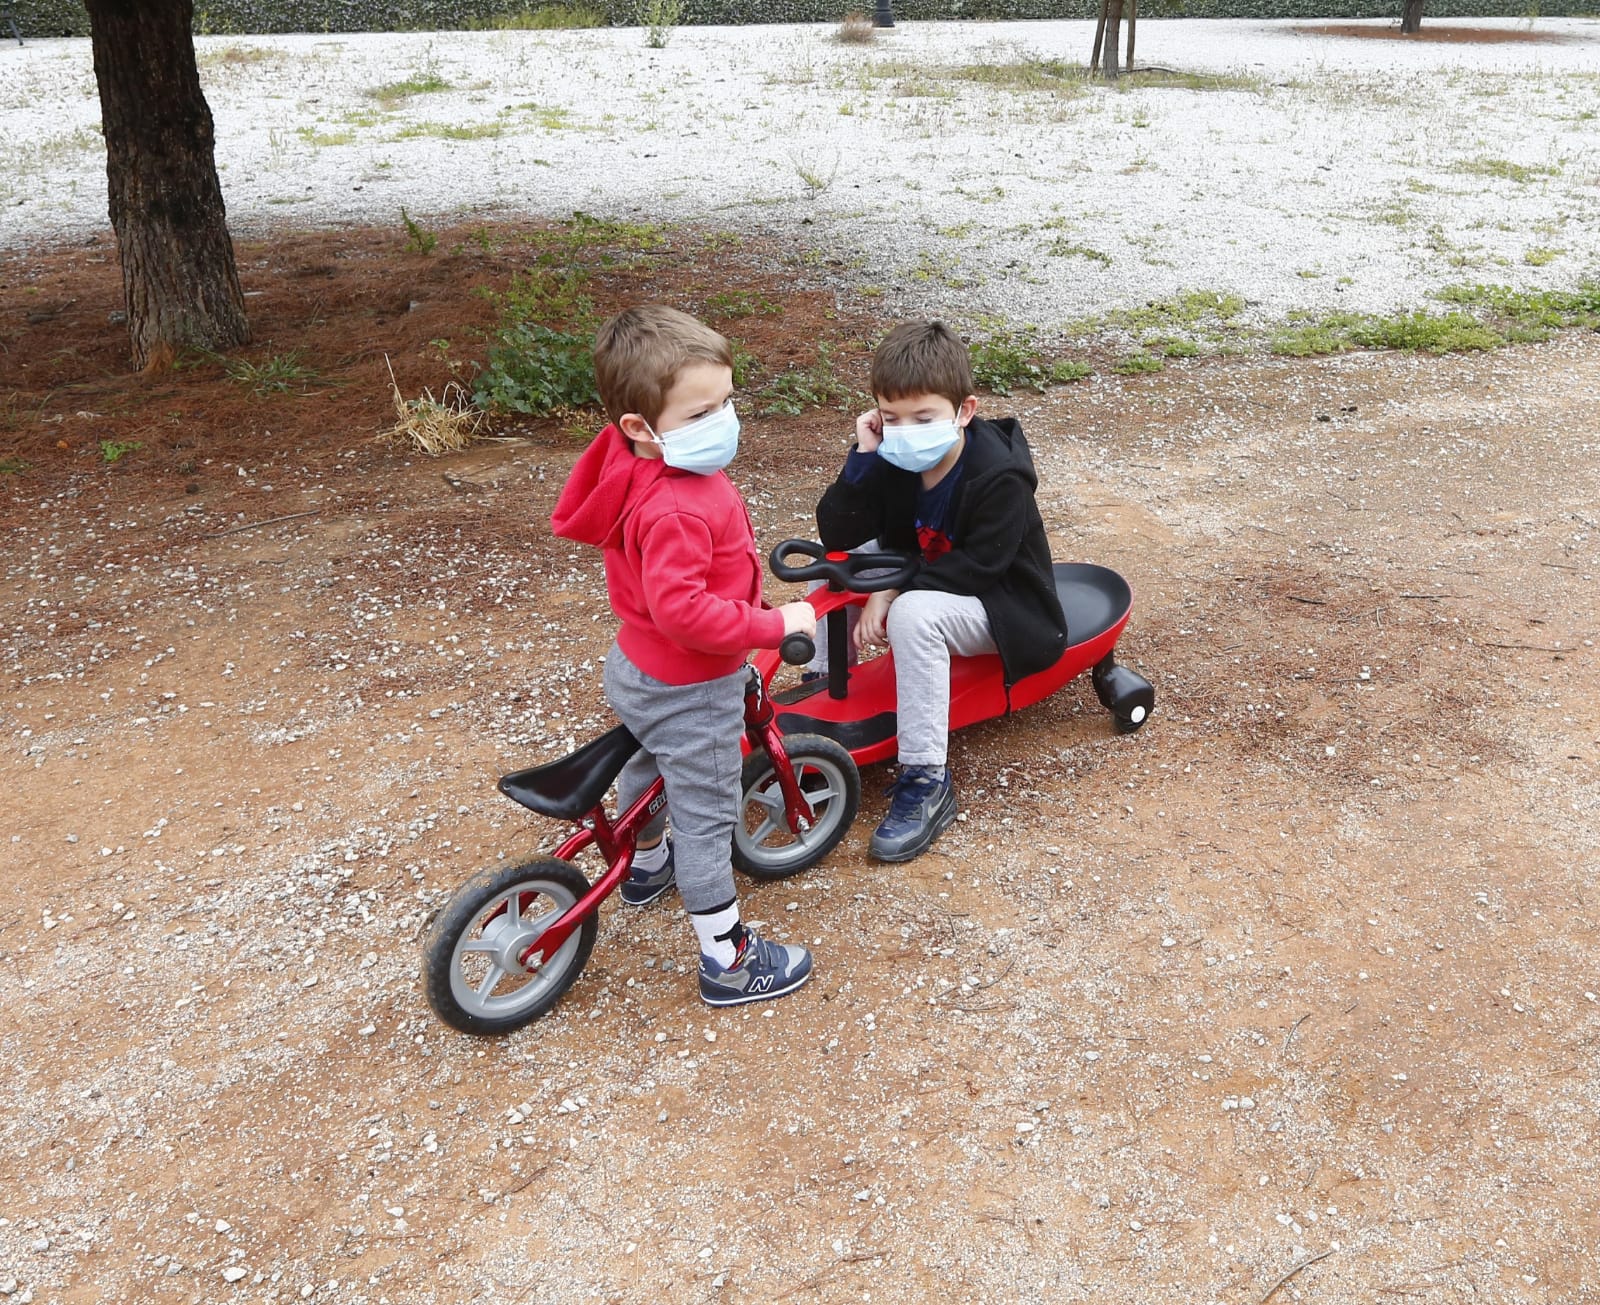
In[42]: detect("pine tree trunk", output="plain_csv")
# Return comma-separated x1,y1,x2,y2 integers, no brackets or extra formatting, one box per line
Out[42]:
1400,0,1426,34
1125,0,1137,72
1091,0,1108,72
86,0,248,371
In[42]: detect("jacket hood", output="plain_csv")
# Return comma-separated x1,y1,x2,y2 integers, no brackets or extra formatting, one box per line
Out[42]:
965,416,1040,491
550,423,665,548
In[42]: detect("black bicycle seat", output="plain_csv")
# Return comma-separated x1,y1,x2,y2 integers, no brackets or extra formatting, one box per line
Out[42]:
498,724,642,822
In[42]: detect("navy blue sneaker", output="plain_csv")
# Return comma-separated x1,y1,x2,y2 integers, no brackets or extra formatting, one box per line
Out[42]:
620,840,675,907
869,765,956,862
699,928,813,1006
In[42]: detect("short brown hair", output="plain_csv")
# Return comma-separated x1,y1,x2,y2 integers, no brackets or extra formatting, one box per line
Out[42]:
869,319,974,412
593,305,732,428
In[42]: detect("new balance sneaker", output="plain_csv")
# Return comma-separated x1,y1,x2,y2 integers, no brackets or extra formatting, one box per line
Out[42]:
620,840,675,907
868,765,957,862
699,928,813,1006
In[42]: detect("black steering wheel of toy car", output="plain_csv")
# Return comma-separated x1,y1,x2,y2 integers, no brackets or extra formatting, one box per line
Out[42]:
769,539,921,593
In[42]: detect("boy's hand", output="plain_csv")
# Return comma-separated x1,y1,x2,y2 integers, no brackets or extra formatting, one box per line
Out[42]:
854,408,883,454
854,589,898,651
779,601,818,638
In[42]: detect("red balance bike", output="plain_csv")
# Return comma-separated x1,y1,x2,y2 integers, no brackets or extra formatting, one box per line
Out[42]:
422,542,1152,1035
422,634,850,1035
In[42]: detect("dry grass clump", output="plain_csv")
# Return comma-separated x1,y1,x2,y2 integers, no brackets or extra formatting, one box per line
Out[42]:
378,356,487,456
836,11,877,43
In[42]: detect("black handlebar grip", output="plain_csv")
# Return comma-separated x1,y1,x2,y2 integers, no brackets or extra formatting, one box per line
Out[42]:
779,632,816,666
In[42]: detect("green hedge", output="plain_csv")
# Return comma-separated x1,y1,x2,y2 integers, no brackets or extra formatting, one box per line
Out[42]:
20,0,1592,38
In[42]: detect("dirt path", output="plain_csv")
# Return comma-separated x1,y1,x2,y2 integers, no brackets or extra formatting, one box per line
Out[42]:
3,240,1599,1302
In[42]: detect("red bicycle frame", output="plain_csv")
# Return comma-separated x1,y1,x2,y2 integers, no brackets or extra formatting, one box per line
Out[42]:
512,668,815,971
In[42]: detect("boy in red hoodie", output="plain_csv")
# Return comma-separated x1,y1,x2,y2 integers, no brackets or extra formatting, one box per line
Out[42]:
551,305,818,1006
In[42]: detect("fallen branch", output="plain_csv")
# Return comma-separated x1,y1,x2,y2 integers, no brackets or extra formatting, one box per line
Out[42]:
208,509,321,538
1258,1248,1335,1304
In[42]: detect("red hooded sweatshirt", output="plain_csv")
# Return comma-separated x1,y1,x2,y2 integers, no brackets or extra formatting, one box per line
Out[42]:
551,424,786,686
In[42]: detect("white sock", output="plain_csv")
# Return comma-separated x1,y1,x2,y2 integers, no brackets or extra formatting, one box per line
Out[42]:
633,838,669,873
690,900,745,968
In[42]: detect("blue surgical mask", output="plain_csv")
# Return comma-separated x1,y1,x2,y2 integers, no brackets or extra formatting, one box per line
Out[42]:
649,401,740,475
878,416,961,472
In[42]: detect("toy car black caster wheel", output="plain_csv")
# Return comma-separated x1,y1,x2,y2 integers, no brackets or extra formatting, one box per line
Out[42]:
1092,656,1155,735
733,734,860,880
422,858,596,1035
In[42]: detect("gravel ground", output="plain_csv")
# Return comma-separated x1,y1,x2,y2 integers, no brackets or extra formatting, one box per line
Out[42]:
4,18,1599,328
4,317,1600,1304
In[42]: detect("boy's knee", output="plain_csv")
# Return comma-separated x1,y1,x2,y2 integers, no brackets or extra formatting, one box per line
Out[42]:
886,591,937,643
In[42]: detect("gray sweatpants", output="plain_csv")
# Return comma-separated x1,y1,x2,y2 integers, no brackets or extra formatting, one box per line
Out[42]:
807,545,996,768
603,643,746,914
885,590,996,766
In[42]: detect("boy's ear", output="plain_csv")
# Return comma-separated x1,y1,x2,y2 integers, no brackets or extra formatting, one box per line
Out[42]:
957,396,979,426
617,413,653,443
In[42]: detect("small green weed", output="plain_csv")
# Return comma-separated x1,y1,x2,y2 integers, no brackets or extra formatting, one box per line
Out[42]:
297,125,356,147
1270,309,1503,357
757,346,860,416
1046,239,1112,264
99,439,143,464
1434,280,1600,339
1453,157,1557,184
507,103,576,130
367,72,451,104
1146,335,1201,358
527,211,668,261
222,350,318,395
0,456,29,475
793,152,839,196
401,207,437,255
395,121,503,141
1523,246,1562,266
492,264,594,323
1351,310,1503,353
952,59,1088,98
1114,353,1164,375
703,290,780,320
1048,359,1093,383
970,325,1088,395
1119,68,1265,92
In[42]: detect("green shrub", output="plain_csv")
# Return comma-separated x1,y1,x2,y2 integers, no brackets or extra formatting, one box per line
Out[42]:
472,323,599,414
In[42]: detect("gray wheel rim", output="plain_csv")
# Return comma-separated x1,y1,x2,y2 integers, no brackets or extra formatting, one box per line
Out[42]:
735,755,848,872
447,876,583,1021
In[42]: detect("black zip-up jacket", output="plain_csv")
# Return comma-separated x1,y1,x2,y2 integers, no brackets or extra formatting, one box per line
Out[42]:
816,416,1069,689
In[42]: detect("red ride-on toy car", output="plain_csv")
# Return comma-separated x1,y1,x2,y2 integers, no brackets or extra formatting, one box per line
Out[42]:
728,540,1155,873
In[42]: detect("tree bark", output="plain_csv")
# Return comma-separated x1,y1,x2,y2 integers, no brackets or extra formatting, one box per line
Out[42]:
1091,0,1108,72
1125,0,1137,72
1101,0,1124,80
1400,0,1425,34
85,0,248,371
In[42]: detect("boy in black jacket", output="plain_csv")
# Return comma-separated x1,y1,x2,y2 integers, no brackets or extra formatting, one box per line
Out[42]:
816,320,1068,861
